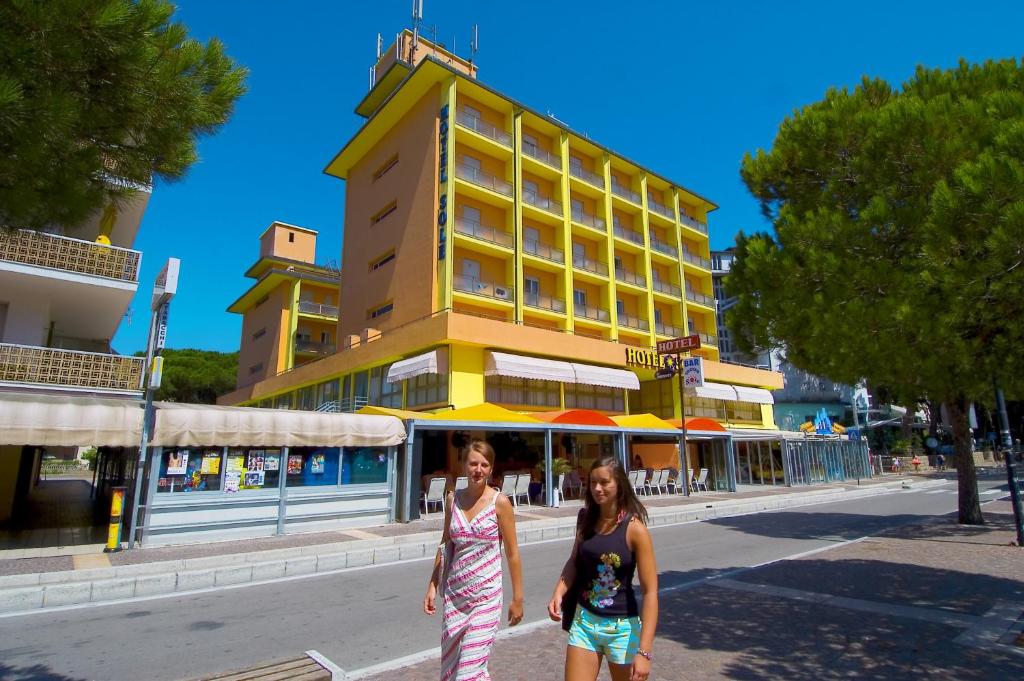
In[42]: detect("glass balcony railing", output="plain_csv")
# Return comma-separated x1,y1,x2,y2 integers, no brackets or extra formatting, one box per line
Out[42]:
522,143,560,168
453,274,514,301
615,267,646,288
651,279,682,297
569,164,604,188
650,237,677,257
680,213,709,234
572,255,609,276
686,288,716,307
699,332,719,346
0,228,142,283
294,340,336,355
522,190,563,216
455,163,514,197
570,208,605,231
682,250,712,269
618,314,649,332
611,182,642,204
454,217,514,248
574,305,610,322
522,238,564,263
613,225,645,246
456,110,512,146
524,292,566,313
297,300,339,318
0,342,144,392
647,197,675,220
655,322,684,337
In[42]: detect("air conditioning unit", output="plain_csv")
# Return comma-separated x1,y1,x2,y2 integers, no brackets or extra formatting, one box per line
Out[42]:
494,286,509,299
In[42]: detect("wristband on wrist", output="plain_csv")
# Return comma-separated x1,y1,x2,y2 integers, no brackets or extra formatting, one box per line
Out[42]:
636,648,652,662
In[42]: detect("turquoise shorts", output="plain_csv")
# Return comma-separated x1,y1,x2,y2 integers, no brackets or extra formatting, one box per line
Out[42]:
567,607,641,665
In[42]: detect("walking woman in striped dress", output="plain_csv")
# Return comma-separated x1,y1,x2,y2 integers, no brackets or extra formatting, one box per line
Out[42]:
424,440,524,680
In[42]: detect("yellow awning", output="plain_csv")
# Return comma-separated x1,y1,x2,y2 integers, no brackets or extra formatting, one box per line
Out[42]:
357,405,435,420
439,403,543,424
611,414,678,430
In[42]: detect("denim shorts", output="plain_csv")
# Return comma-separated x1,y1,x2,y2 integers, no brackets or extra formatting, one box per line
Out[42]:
567,607,641,665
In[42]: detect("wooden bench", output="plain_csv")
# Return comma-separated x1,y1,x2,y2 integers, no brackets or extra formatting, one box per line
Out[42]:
194,655,332,681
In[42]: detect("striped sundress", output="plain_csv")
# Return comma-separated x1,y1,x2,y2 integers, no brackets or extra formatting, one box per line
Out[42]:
441,490,502,681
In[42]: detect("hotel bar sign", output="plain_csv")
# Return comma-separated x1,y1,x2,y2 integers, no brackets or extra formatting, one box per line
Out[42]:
625,347,677,371
437,104,450,260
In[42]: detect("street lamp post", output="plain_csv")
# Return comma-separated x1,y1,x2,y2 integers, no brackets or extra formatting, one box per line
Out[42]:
994,378,1024,547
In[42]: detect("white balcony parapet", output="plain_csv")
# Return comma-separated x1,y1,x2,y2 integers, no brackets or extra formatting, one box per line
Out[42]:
613,225,645,246
618,314,649,332
522,189,563,216
456,110,512,146
682,250,712,269
297,300,339,318
680,213,709,234
0,229,141,283
572,256,609,276
455,164,514,197
453,275,514,302
574,305,610,322
686,288,716,307
569,164,604,188
524,292,566,313
522,143,560,168
611,182,642,204
571,209,605,231
522,238,564,263
615,267,647,288
0,343,144,392
454,217,514,248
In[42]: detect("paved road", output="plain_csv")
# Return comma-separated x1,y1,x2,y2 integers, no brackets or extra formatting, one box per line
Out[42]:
0,479,1007,681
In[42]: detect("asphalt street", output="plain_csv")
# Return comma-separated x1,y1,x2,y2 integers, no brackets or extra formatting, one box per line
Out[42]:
0,478,1008,681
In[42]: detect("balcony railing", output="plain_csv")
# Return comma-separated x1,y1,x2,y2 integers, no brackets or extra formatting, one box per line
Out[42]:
651,279,682,297
294,340,336,355
572,255,609,276
297,300,339,318
618,314,649,332
454,217,514,248
680,213,709,234
655,322,684,337
455,163,514,197
682,251,712,269
686,288,716,307
0,343,144,392
571,209,605,231
615,267,646,288
522,143,560,168
611,183,642,204
0,229,142,283
456,110,512,146
574,305,610,322
647,197,674,220
613,225,645,246
699,332,719,346
524,292,566,313
453,275,514,302
522,190,563,216
650,237,677,257
569,164,604,188
522,238,564,263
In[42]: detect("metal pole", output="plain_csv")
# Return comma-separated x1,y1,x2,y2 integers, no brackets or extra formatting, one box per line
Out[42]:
677,352,690,496
994,378,1024,546
544,428,554,507
126,302,161,549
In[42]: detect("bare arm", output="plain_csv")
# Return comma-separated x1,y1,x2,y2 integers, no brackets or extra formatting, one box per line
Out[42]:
495,493,524,625
628,519,658,679
423,491,454,615
547,533,580,621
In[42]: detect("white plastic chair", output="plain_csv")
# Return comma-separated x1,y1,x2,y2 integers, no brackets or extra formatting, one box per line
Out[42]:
694,468,709,492
500,473,518,505
633,469,650,496
423,477,447,515
653,469,669,495
454,476,468,492
666,468,681,494
514,474,532,506
565,470,582,498
687,468,696,492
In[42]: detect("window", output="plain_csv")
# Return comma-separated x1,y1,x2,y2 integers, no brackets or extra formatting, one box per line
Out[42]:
371,201,397,225
341,447,389,485
288,232,295,243
369,302,394,319
315,379,339,409
223,448,283,490
371,363,403,408
286,447,341,487
524,277,539,306
613,214,623,229
573,289,587,308
571,198,584,217
523,225,539,250
156,448,223,493
249,363,263,375
485,375,559,407
463,154,481,171
522,132,538,154
572,242,586,264
522,178,539,202
252,327,266,341
565,384,625,412
570,155,583,171
373,155,399,181
320,331,331,343
633,379,674,419
616,299,625,316
463,104,482,120
370,250,396,271
462,205,482,226
296,385,315,411
274,393,293,410
407,371,448,408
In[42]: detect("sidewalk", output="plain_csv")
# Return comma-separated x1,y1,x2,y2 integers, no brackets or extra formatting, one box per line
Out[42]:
0,476,939,615
356,500,1024,681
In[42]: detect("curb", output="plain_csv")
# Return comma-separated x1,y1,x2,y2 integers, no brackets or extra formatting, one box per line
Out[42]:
0,479,938,615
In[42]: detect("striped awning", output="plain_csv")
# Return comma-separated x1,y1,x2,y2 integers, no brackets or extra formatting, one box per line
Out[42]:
387,348,447,384
485,351,576,383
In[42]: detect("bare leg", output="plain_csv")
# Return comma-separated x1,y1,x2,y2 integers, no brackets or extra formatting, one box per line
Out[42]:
608,662,633,681
565,645,602,681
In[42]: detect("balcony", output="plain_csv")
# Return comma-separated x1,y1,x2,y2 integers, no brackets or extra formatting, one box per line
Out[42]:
686,288,716,307
524,292,566,313
456,110,512,146
680,213,709,234
574,305,610,323
618,314,649,332
682,251,712,269
522,238,564,263
297,300,339,318
569,164,604,188
455,163,514,197
522,143,560,168
572,255,609,277
613,225,645,246
655,322,684,337
650,237,677,257
453,274,514,302
615,267,646,288
611,182,642,204
0,342,144,393
454,217,514,248
0,228,142,283
570,208,605,231
651,279,682,297
294,340,336,355
699,332,718,346
522,189,563,216
647,196,674,220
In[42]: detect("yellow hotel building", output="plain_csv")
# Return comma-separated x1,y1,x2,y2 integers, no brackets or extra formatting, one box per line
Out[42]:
221,31,783,437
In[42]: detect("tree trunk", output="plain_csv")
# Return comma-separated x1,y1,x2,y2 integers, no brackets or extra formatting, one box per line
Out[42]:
947,396,984,525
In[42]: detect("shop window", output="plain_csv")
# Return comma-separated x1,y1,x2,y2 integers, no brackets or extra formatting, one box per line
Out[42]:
485,375,559,407
728,401,761,422
286,447,341,487
274,393,292,410
157,448,223,493
407,371,448,408
565,384,625,412
377,363,402,407
687,396,727,420
635,379,673,419
315,379,339,409
296,385,315,411
342,447,389,485
222,448,283,491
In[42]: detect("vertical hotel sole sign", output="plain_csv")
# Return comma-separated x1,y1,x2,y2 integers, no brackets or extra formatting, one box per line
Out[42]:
437,103,449,261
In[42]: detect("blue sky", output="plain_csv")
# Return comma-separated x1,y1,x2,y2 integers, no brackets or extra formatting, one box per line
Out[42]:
114,0,1020,354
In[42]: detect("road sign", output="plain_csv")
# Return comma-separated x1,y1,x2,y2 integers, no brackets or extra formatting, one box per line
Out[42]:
152,257,180,310
656,335,700,354
682,356,704,387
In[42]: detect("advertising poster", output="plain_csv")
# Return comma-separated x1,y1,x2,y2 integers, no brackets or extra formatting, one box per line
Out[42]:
224,471,241,493
200,453,221,475
264,453,280,472
287,455,303,475
226,455,244,473
243,471,265,487
246,450,265,472
166,451,188,475
311,453,325,474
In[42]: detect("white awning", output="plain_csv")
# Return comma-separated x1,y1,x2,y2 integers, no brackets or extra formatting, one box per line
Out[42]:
693,382,738,401
485,351,576,383
152,403,406,448
0,392,143,447
734,386,775,405
387,348,447,384
571,363,641,390
728,428,791,441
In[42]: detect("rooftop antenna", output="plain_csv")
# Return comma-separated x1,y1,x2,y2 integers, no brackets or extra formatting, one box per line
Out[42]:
410,0,423,61
470,24,479,63
376,32,383,59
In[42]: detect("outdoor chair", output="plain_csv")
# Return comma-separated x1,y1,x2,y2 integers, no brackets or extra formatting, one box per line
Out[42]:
633,469,650,496
423,477,447,515
500,473,519,505
647,469,661,495
687,468,696,492
565,470,583,498
552,473,565,505
454,476,468,493
514,473,532,506
653,469,669,495
666,467,681,494
694,468,710,492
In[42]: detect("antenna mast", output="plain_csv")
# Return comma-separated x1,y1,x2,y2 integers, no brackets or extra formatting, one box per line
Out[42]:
410,0,423,62
470,24,479,63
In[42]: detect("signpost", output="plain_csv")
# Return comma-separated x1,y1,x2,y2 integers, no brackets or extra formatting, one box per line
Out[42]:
657,335,701,497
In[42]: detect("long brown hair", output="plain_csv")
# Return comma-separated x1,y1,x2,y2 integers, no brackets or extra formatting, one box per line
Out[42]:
581,456,648,538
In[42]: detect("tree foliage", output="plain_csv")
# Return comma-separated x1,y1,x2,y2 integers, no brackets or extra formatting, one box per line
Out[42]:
0,0,247,229
134,348,238,404
729,59,1024,524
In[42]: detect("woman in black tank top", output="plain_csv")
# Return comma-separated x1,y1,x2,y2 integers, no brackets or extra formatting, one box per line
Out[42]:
547,456,658,681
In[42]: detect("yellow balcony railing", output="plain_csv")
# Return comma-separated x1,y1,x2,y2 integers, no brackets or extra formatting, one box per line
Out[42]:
0,229,142,283
0,343,144,392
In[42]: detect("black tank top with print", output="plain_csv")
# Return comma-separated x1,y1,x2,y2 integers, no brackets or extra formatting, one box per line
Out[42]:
574,513,638,617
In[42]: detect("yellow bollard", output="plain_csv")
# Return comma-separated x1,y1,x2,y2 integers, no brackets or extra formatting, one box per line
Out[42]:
104,486,127,553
